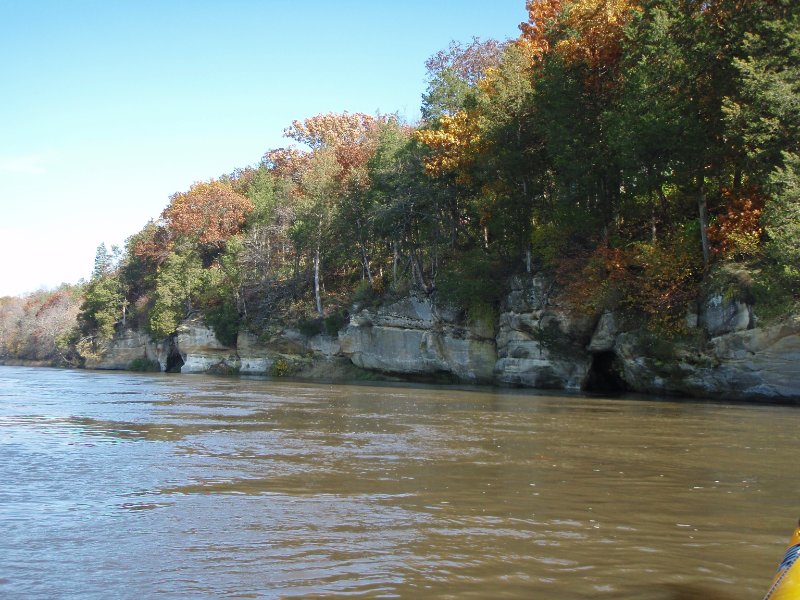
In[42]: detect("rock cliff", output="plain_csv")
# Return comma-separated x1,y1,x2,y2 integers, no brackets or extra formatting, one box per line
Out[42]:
339,296,496,383
494,275,593,390
83,329,160,370
89,279,800,402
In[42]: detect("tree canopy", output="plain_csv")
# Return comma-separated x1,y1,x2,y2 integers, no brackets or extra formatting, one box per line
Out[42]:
50,0,800,355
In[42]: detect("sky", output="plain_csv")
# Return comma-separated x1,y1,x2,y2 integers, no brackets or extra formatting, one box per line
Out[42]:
0,0,527,297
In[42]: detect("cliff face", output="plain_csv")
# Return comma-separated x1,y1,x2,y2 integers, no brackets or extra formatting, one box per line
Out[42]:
614,318,800,401
90,278,800,402
494,275,593,390
83,329,160,370
339,296,496,383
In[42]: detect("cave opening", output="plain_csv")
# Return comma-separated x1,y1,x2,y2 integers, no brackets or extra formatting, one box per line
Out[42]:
165,338,184,373
583,351,627,394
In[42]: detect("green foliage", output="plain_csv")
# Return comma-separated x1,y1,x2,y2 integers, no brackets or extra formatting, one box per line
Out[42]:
129,357,161,372
530,223,571,269
242,166,286,227
764,153,800,293
91,243,117,279
723,2,800,181
294,310,347,338
148,250,204,339
352,280,382,307
296,317,323,337
78,272,124,340
203,301,240,347
75,1,800,354
623,226,704,335
435,248,506,323
423,68,474,122
752,266,800,323
421,37,505,121
324,311,348,336
196,242,242,347
270,357,295,377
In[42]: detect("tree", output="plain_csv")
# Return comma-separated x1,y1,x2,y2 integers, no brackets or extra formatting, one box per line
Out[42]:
765,153,800,291
92,243,114,279
293,148,342,315
723,0,800,183
79,274,124,341
148,250,205,339
0,288,81,363
608,0,737,268
518,0,563,64
421,37,506,121
472,45,542,269
162,180,253,249
78,244,126,341
283,112,383,175
415,110,483,179
554,0,638,79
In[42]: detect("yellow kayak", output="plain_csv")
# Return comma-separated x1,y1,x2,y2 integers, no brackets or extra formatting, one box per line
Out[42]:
763,522,800,600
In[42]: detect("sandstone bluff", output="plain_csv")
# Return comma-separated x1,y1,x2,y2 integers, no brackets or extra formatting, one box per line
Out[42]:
85,275,800,403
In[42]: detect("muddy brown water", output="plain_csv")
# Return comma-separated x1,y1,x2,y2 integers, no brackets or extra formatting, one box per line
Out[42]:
1,365,797,598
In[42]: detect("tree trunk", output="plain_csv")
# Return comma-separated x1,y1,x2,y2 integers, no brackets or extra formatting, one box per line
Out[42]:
313,245,322,315
697,172,710,268
392,240,399,283
650,189,658,243
356,218,373,285
411,251,431,294
314,220,323,315
360,245,374,285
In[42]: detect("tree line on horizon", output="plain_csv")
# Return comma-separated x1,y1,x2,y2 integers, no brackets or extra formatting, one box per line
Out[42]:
2,0,798,365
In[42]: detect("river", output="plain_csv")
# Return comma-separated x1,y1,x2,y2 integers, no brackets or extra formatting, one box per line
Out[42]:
0,365,797,598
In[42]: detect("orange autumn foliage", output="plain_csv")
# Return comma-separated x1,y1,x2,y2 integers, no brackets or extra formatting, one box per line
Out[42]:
708,187,765,258
263,146,312,183
555,0,639,72
283,112,383,175
130,221,173,267
557,235,702,334
518,0,563,65
519,0,639,77
162,180,253,247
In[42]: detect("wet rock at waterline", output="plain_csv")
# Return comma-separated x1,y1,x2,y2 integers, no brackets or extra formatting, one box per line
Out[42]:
88,277,800,402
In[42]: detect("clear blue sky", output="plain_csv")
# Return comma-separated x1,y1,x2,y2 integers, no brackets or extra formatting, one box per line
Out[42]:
0,0,527,297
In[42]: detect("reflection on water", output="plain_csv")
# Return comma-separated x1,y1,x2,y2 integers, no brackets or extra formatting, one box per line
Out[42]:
0,365,797,599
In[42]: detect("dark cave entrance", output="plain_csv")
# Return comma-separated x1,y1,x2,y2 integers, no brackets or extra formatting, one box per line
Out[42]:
583,351,627,394
165,336,184,373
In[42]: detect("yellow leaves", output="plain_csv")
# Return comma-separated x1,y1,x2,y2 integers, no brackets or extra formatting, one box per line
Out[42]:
555,0,639,71
415,110,483,179
518,0,639,75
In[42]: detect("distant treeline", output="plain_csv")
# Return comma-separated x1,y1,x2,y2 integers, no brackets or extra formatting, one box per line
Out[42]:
2,0,798,365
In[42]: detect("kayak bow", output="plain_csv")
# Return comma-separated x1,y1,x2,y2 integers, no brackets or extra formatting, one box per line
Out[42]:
763,522,800,600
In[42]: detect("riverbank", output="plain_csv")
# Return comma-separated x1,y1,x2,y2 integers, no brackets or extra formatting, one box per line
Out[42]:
71,275,800,404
